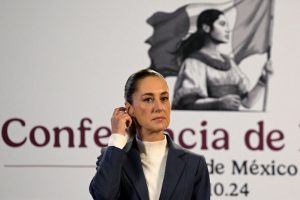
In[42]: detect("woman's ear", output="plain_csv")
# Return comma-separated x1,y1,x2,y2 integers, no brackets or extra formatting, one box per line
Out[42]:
202,24,210,33
125,101,134,117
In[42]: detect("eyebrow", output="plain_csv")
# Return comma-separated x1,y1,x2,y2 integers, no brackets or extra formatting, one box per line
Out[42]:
142,91,169,96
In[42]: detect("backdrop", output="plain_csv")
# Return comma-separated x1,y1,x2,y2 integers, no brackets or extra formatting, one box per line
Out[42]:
1,0,299,199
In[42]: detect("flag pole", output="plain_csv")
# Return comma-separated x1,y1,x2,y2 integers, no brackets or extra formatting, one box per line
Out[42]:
262,0,275,112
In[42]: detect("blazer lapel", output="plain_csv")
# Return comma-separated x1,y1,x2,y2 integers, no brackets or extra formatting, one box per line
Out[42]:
123,138,149,200
160,136,186,200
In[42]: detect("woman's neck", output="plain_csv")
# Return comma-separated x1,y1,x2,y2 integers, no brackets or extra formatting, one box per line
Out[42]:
200,39,223,60
200,47,224,61
137,130,165,142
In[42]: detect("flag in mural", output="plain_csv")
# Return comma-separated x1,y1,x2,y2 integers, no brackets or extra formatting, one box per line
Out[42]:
146,0,274,77
232,0,274,64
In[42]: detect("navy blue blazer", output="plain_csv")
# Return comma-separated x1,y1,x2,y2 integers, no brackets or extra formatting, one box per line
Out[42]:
89,135,210,200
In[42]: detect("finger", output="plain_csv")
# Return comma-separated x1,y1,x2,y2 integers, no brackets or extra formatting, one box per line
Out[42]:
228,94,240,99
112,107,122,115
117,113,132,127
233,105,240,110
118,111,129,118
232,98,241,105
111,114,132,133
119,107,126,112
124,115,132,128
264,61,273,74
231,101,240,108
234,96,241,101
231,96,241,102
113,107,127,117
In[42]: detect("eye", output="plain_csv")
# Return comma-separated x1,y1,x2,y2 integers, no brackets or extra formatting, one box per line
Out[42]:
143,98,153,103
161,96,169,102
219,20,226,26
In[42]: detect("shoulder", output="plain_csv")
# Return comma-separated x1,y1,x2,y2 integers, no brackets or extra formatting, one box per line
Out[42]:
171,141,207,165
183,147,206,164
182,57,207,67
179,57,207,75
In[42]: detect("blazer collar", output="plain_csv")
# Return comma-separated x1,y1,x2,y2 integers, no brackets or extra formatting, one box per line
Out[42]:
159,135,186,200
122,135,187,200
123,137,149,200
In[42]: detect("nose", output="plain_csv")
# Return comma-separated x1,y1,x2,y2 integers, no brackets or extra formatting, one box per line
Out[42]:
153,99,164,112
225,26,230,33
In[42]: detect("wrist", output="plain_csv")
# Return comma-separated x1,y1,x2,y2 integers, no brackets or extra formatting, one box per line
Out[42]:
108,133,128,149
216,97,224,110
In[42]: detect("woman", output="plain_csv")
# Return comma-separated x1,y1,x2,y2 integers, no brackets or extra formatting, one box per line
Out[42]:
89,69,210,200
172,9,272,110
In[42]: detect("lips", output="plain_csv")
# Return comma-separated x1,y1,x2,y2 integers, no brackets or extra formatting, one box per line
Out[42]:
152,116,166,121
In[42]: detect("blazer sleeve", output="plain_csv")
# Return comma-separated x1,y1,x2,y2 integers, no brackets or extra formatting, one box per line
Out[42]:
89,146,126,200
193,156,211,200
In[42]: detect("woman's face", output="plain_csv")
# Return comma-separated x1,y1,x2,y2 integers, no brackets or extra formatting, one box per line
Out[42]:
210,14,230,43
128,76,171,134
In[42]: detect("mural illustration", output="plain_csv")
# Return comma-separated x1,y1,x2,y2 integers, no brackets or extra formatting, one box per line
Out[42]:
146,0,274,111
2,0,300,199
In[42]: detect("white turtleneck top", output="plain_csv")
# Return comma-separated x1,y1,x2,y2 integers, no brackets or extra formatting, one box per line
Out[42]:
108,133,169,200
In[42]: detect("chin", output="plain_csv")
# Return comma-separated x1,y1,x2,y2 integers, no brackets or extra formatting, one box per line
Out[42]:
218,39,228,44
151,124,168,132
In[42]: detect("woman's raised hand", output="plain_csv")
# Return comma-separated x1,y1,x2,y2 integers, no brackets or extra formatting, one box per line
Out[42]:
259,60,273,85
111,107,132,135
264,60,273,74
